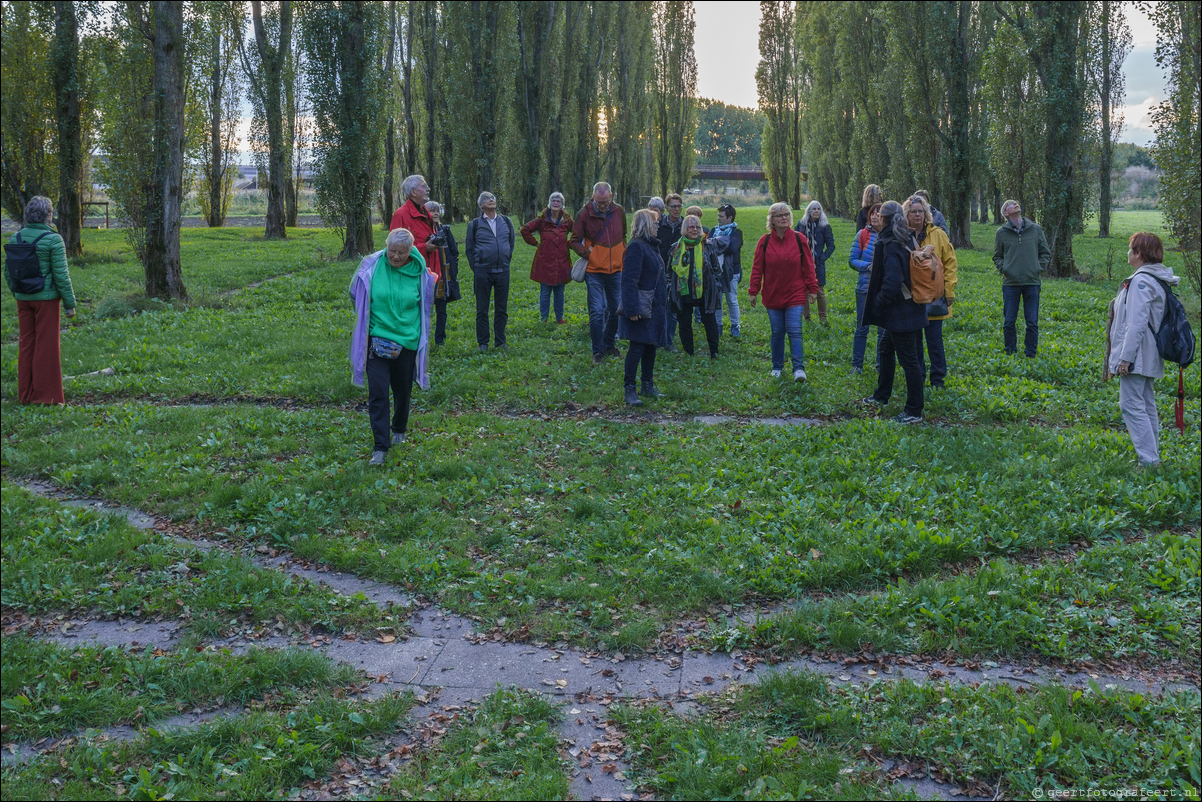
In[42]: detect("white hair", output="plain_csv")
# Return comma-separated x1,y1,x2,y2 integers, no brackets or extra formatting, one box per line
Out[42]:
23,196,53,225
424,200,443,215
804,200,829,228
401,174,426,199
548,191,565,207
647,196,666,213
592,182,612,197
477,191,496,209
386,228,415,250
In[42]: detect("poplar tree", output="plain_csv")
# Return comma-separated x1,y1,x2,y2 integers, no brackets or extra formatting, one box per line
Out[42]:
652,1,698,198
52,0,84,255
144,0,187,300
757,1,803,207
196,0,244,228
1091,0,1131,238
240,0,291,239
1,1,55,223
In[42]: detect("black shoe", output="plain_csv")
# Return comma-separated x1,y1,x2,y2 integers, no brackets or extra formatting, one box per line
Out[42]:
605,346,621,358
478,344,488,353
624,384,642,406
641,380,663,398
593,353,604,364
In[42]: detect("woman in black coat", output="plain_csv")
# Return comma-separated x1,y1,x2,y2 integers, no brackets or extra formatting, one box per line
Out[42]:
860,200,928,423
618,209,670,406
426,201,461,345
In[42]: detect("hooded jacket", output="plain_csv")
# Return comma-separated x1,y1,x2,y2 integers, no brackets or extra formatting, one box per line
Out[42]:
1107,263,1181,379
348,246,436,390
917,223,958,320
7,222,76,308
993,217,1051,286
521,210,574,285
861,227,928,334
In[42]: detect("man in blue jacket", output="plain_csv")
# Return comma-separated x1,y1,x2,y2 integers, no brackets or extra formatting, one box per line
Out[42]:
465,191,515,352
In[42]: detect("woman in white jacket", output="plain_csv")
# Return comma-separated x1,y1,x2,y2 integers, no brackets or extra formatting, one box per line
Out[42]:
1106,232,1181,468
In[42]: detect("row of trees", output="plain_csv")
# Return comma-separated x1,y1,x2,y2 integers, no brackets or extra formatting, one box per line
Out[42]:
1,0,701,298
757,0,1140,276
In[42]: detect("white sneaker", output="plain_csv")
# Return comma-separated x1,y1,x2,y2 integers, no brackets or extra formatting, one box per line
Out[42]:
793,368,807,382
770,369,782,378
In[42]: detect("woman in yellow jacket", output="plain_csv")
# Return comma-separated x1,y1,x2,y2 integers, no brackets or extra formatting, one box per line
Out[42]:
902,194,957,387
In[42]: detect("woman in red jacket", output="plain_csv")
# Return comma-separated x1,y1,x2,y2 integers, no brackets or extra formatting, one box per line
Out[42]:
749,203,819,382
520,191,573,324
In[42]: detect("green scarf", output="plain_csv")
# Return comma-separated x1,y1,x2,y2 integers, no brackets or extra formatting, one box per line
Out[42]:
670,234,705,297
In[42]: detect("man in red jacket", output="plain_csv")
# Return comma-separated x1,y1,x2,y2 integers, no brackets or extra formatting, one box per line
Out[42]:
390,175,441,282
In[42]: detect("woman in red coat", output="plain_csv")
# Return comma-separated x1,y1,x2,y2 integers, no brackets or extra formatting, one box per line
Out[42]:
749,202,819,382
520,191,573,324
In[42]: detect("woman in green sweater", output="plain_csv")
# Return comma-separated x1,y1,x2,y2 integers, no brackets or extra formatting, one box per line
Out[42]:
5,196,76,404
348,227,436,466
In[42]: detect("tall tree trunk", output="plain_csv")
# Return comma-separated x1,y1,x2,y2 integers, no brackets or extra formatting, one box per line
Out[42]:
207,21,224,227
248,0,290,239
284,48,298,227
382,0,397,228
947,1,973,248
403,0,416,176
1098,0,1113,238
423,0,438,199
145,0,187,300
53,1,83,256
339,1,374,258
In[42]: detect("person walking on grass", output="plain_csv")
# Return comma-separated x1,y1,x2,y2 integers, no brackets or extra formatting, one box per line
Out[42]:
993,199,1051,357
1105,232,1182,469
860,201,928,423
390,175,441,288
466,191,515,352
666,215,724,359
619,209,671,406
904,194,958,388
424,201,461,346
6,195,76,405
571,182,627,363
749,202,819,382
796,200,835,324
848,202,883,374
521,191,574,325
348,228,437,466
711,203,744,339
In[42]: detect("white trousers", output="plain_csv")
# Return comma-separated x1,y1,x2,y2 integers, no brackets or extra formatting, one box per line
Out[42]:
1119,374,1160,465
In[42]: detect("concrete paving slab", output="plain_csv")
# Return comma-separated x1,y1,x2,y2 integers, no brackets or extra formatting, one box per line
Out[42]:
323,635,447,689
42,618,181,650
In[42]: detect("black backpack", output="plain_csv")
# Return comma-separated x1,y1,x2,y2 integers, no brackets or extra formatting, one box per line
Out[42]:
4,231,52,294
1148,276,1195,368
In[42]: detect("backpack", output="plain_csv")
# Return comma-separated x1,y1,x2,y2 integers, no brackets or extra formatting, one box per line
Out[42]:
1147,276,1195,368
4,231,52,295
759,229,812,278
908,245,944,305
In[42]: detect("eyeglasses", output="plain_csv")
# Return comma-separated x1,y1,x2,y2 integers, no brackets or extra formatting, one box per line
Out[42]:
771,213,790,219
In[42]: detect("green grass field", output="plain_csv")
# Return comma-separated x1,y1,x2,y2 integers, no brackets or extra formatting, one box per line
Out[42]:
2,208,1198,799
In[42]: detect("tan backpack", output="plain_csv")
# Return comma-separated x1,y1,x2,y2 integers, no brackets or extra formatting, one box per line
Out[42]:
908,244,944,305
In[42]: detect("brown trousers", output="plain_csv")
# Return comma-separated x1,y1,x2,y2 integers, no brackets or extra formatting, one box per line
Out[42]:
17,300,64,404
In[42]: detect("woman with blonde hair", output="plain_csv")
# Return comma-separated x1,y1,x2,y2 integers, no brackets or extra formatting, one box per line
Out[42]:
856,184,884,231
796,200,835,323
749,203,819,381
903,194,958,387
618,209,671,405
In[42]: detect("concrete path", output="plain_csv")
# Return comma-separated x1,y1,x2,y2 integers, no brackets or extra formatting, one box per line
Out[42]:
7,479,1198,801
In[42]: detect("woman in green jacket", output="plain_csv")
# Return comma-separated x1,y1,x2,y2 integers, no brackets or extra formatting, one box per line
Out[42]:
6,196,76,404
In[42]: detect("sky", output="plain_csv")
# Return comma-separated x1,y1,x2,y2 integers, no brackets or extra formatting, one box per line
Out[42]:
693,1,1167,147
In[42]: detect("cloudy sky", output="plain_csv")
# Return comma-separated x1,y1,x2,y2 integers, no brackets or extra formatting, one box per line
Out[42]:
694,1,1166,147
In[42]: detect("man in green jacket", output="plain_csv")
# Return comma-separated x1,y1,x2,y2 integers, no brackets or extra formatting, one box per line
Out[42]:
6,196,76,404
993,199,1051,357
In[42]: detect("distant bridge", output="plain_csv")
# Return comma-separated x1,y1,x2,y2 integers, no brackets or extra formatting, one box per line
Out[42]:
693,164,808,182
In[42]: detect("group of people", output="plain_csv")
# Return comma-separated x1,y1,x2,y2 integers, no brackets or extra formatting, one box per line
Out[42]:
1,184,1180,472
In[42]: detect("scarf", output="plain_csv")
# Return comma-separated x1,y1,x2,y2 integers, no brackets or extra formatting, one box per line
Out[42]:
669,234,705,297
711,221,738,240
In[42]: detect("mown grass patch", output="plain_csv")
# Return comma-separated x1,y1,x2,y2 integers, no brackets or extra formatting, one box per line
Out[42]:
613,671,1201,800
1,481,399,640
3,402,1197,660
381,687,568,801
0,690,414,800
1,636,365,740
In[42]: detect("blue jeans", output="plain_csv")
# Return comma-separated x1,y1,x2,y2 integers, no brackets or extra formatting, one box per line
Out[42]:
585,271,620,354
1002,284,1040,356
919,318,946,386
539,282,565,322
766,306,805,371
715,274,742,334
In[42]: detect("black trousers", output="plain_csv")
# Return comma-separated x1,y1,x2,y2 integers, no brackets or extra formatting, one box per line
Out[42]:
434,298,448,344
623,342,657,385
678,299,720,357
873,330,924,417
366,348,417,451
473,270,510,347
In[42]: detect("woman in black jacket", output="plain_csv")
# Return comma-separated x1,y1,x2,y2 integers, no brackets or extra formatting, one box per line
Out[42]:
796,200,835,323
425,201,461,345
618,209,670,405
860,200,928,423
